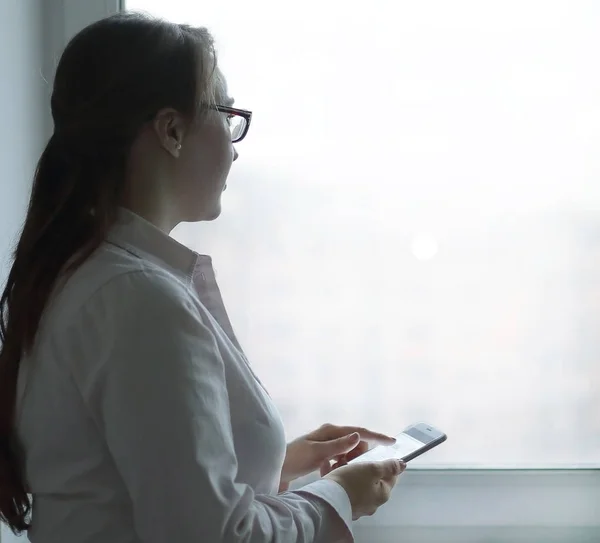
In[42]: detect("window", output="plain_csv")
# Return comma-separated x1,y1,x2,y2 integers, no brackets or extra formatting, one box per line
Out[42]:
39,1,599,540
126,0,600,468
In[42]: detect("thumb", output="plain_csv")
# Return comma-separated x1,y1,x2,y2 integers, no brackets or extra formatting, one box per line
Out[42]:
317,432,361,459
378,458,406,479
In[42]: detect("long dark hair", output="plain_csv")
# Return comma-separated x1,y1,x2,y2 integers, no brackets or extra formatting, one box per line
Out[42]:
0,12,216,533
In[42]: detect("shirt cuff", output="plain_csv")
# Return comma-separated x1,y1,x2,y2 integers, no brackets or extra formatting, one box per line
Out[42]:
296,478,353,541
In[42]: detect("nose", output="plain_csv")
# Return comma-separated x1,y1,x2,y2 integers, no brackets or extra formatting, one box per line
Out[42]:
233,146,239,161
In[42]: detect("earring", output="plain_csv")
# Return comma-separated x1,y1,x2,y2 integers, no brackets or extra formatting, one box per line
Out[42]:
175,142,182,151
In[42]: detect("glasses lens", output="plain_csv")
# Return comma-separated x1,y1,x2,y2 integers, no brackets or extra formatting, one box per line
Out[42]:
230,116,247,142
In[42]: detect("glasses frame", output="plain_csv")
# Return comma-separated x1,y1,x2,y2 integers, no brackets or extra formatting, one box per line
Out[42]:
214,105,252,143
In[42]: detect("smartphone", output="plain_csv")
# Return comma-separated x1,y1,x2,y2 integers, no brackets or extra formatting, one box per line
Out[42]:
348,422,447,464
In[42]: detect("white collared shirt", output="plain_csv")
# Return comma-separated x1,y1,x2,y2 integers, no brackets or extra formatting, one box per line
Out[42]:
15,209,353,543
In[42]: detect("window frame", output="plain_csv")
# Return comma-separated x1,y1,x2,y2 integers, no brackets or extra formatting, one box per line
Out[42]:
35,0,600,540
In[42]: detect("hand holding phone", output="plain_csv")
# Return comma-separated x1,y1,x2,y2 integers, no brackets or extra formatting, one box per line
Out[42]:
348,422,447,464
325,457,406,520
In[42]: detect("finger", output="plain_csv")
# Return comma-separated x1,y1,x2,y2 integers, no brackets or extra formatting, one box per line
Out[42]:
319,459,332,477
377,459,406,479
329,453,348,467
316,424,396,445
343,441,369,462
331,457,348,471
314,432,360,459
334,426,396,446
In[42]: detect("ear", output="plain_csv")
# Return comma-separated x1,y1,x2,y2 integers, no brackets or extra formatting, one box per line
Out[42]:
152,108,186,158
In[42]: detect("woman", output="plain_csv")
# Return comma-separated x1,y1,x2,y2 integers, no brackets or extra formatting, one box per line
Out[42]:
0,12,405,542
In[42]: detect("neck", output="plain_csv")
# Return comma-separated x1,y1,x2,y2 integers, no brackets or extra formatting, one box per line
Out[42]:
123,171,180,234
122,203,179,234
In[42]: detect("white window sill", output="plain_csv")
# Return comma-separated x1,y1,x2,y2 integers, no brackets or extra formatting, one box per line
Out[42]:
353,526,600,543
293,469,600,530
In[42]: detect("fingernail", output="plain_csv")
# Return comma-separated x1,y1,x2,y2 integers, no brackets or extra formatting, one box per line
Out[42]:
348,432,360,441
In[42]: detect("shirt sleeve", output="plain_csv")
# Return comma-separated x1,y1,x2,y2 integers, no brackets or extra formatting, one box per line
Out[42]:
68,269,354,543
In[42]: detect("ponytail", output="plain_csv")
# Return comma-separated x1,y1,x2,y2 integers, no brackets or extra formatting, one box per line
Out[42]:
0,136,65,533
0,134,121,534
0,11,215,534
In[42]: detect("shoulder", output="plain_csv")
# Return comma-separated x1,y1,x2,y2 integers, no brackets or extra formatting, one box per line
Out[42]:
86,242,191,300
85,263,197,325
62,251,211,366
49,243,197,334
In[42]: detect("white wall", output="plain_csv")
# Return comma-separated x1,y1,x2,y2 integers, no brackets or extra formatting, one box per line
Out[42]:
0,0,120,283
0,1,49,541
0,0,121,286
0,0,48,284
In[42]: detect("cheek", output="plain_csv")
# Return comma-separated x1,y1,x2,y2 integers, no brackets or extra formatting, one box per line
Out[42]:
182,139,232,185
175,121,234,205
200,123,234,177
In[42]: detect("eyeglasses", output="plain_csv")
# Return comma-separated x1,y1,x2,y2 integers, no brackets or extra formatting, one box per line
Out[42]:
215,105,252,143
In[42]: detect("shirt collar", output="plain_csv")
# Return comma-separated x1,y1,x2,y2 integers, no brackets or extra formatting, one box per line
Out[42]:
106,208,209,282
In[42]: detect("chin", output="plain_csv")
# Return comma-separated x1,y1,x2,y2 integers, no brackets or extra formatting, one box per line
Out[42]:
183,202,222,223
203,202,222,221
